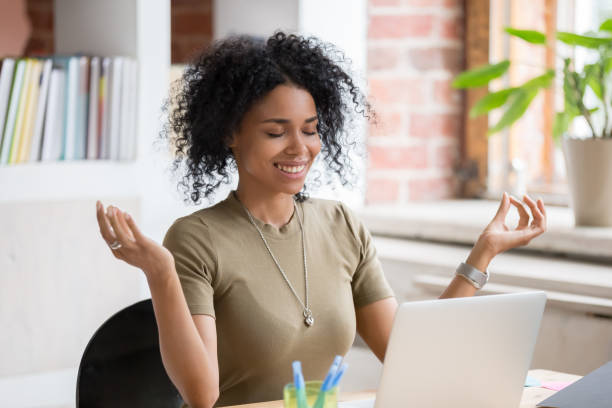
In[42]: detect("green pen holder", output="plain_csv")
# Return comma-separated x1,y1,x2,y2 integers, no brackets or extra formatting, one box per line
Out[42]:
283,380,338,408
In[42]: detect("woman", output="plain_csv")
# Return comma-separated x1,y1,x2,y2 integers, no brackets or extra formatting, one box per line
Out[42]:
95,32,546,408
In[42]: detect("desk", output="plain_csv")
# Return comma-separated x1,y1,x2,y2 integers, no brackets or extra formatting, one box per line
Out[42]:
222,370,582,408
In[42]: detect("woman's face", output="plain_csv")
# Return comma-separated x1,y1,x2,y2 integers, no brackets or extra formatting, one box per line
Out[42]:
230,84,321,197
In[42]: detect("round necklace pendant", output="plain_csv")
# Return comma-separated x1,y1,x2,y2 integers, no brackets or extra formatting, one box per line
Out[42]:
304,310,314,327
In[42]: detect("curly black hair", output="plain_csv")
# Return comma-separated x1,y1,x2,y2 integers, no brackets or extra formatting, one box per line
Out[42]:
160,31,374,204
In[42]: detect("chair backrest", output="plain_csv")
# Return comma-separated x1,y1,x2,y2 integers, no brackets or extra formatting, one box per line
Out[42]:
76,299,184,407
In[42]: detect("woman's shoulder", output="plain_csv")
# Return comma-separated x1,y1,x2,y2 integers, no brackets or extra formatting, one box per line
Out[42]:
303,197,360,230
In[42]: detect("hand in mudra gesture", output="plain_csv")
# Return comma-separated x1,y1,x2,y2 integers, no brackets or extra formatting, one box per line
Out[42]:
95,201,174,278
477,192,547,259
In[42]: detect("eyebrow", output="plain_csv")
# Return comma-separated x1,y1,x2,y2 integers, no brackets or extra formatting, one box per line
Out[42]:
260,116,318,124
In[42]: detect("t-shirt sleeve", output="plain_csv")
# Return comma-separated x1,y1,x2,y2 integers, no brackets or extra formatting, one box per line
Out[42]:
162,215,217,318
338,202,395,308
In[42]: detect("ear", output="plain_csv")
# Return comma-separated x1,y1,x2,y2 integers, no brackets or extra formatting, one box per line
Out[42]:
226,131,238,149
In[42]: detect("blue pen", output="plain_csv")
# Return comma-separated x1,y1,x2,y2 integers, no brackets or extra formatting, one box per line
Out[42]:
329,363,348,389
292,361,308,408
312,356,343,408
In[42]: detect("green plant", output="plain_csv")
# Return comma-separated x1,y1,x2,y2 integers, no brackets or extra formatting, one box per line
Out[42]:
453,20,612,140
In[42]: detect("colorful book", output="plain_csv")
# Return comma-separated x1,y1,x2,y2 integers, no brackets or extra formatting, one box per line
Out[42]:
17,59,44,163
7,59,34,164
0,59,25,164
108,57,123,160
87,57,100,160
99,57,111,159
29,59,53,162
126,59,138,160
41,68,66,162
74,56,89,160
63,56,79,161
0,58,16,151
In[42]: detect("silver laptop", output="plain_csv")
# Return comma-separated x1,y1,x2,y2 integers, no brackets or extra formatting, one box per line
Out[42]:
342,292,546,408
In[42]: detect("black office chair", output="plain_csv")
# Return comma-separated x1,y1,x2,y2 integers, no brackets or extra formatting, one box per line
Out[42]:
76,299,185,407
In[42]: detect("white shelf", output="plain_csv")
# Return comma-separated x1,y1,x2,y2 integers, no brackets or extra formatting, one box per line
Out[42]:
0,160,142,202
0,0,170,207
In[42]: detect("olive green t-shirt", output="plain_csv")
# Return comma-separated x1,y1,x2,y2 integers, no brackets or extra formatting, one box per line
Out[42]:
162,192,394,407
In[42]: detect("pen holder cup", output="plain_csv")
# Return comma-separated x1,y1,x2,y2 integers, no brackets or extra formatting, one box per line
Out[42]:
283,380,338,408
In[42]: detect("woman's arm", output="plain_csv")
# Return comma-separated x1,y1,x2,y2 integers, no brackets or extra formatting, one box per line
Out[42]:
96,203,220,408
441,193,546,299
357,193,546,360
356,297,398,362
146,268,220,408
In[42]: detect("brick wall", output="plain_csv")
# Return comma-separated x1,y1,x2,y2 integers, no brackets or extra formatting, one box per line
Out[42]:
366,0,465,204
171,0,213,63
19,0,213,64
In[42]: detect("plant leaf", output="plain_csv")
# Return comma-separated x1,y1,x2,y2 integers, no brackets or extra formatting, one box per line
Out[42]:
504,27,547,44
584,63,604,100
521,69,555,90
553,111,576,141
600,19,612,33
556,32,612,48
452,60,510,89
469,88,518,118
487,88,539,135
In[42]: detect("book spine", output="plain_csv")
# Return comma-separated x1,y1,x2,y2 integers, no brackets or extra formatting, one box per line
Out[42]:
29,59,53,162
7,59,33,164
0,59,25,165
87,57,100,160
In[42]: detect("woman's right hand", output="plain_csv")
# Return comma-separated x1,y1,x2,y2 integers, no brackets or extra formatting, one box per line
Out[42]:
95,201,175,280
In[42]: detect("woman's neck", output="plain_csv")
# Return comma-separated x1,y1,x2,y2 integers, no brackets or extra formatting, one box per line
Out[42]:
234,185,295,228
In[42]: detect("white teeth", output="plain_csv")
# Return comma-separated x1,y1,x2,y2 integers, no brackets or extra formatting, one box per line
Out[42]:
275,164,306,174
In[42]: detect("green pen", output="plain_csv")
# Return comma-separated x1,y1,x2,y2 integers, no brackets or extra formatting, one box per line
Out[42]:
292,361,308,408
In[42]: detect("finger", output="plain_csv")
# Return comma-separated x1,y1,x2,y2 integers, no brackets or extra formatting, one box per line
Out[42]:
523,195,544,224
492,192,511,222
124,211,146,242
509,195,530,229
537,198,547,217
107,206,131,247
116,208,136,242
96,201,117,243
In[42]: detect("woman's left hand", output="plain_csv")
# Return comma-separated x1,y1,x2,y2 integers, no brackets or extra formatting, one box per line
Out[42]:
466,192,547,272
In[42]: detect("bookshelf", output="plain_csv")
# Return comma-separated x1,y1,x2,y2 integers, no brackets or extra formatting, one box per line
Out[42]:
0,0,171,212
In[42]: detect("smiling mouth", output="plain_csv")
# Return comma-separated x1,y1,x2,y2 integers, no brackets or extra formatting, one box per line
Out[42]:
274,163,307,174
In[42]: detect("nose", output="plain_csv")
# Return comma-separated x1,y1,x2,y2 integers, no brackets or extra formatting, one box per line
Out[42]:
284,130,309,155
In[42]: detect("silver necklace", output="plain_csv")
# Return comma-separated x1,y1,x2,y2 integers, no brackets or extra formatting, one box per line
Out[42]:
236,194,314,327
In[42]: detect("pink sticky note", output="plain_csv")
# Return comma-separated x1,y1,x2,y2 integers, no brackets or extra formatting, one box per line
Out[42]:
541,381,575,391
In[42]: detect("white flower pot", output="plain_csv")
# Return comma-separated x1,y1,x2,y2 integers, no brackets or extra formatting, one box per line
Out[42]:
563,137,612,227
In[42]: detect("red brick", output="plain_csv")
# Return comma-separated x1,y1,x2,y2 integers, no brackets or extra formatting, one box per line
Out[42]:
27,9,53,31
369,15,434,39
26,0,53,12
369,78,428,106
368,46,400,71
172,36,212,63
405,46,463,72
402,0,462,7
172,0,212,12
410,113,461,138
439,15,463,40
369,145,428,169
434,143,459,169
172,12,213,36
433,79,462,106
369,110,404,137
366,178,400,204
407,176,455,201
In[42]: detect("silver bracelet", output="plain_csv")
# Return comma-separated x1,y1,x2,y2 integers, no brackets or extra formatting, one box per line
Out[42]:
455,262,489,290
